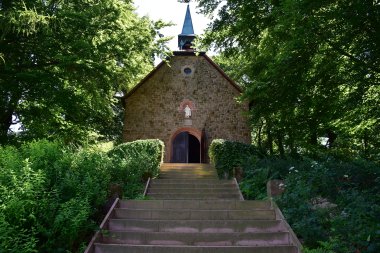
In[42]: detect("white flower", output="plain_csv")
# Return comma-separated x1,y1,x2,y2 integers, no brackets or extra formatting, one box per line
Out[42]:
289,166,294,170
343,175,349,178
295,170,299,173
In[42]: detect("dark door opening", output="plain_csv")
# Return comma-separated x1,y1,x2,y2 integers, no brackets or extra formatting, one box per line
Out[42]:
171,131,200,163
188,134,200,163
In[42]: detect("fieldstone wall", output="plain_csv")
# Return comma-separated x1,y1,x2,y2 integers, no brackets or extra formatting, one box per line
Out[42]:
123,53,251,162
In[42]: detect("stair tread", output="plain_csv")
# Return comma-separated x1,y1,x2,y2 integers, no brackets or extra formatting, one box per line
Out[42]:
95,243,295,247
105,230,289,235
94,243,298,253
101,231,291,246
109,218,281,221
119,200,270,207
107,218,285,232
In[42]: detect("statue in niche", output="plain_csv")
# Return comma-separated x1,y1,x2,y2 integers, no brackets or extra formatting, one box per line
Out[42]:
184,105,192,118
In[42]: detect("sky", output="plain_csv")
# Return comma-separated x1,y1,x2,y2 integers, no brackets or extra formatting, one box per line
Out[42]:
133,0,211,51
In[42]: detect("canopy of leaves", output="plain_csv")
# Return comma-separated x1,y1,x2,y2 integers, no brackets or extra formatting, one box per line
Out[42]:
0,0,171,144
197,0,380,158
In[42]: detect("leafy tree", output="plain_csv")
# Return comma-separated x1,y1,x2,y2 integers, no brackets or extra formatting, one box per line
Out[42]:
0,0,170,144
197,0,380,157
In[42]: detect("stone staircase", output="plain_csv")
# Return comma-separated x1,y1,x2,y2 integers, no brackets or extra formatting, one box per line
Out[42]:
85,163,302,253
148,163,242,200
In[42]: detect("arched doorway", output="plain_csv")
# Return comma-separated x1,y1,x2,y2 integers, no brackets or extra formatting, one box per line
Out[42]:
171,131,201,163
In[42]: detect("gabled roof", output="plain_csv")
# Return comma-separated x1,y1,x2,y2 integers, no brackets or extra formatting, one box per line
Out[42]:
124,51,242,99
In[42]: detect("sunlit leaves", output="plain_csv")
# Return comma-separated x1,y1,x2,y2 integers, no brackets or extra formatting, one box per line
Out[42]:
0,0,170,144
197,0,379,156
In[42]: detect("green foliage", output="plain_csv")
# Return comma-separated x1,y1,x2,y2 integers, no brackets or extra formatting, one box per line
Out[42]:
208,139,256,178
209,138,379,252
244,155,380,252
277,157,380,252
0,146,44,253
0,0,171,144
239,156,298,200
238,156,269,200
0,139,164,252
198,0,380,158
107,139,164,198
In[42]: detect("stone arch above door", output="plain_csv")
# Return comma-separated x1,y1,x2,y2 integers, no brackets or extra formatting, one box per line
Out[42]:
171,127,202,142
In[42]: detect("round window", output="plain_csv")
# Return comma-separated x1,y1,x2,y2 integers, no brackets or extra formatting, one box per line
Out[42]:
183,67,192,75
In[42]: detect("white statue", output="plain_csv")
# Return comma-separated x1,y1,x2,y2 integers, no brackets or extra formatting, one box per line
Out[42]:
184,105,192,118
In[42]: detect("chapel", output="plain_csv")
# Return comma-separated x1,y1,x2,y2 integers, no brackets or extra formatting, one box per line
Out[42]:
122,4,251,163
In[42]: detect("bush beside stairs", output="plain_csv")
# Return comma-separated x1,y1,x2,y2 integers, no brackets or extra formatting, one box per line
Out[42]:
85,163,302,253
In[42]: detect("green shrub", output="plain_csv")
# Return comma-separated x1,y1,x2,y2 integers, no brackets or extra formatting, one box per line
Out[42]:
239,156,304,200
276,157,380,253
239,156,270,200
108,139,164,180
0,145,45,253
107,139,164,199
209,139,256,178
209,142,380,252
0,139,165,253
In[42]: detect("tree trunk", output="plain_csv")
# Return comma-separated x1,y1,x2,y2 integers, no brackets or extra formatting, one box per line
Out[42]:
276,132,285,158
309,121,318,146
0,90,21,144
363,130,369,156
0,110,13,144
288,134,297,157
257,120,263,152
326,129,337,147
266,123,273,155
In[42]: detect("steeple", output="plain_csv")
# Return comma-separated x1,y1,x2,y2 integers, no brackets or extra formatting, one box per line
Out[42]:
178,4,196,50
181,5,194,35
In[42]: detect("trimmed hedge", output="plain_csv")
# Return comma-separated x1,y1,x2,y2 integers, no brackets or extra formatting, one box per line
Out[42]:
107,139,164,183
209,139,256,178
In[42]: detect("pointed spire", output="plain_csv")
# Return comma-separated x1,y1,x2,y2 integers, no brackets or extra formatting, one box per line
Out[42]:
181,5,194,35
178,4,196,50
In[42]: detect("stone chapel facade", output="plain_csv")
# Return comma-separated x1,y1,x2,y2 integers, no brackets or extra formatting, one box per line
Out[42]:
122,5,250,163
122,51,251,163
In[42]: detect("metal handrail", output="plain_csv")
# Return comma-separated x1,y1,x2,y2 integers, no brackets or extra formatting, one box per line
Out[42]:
143,177,151,197
233,177,245,200
83,197,120,253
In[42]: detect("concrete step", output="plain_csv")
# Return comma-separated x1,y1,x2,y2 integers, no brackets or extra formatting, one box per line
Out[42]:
101,231,291,246
160,169,216,174
158,175,218,179
149,183,235,189
159,174,218,178
150,179,231,184
147,193,241,200
158,174,218,178
159,169,217,173
147,188,239,195
94,244,298,253
119,200,271,210
160,167,217,171
113,208,276,220
108,219,285,233
160,163,213,169
160,168,217,172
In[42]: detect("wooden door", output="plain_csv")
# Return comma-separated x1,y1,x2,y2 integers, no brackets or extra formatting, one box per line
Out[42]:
171,132,189,163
